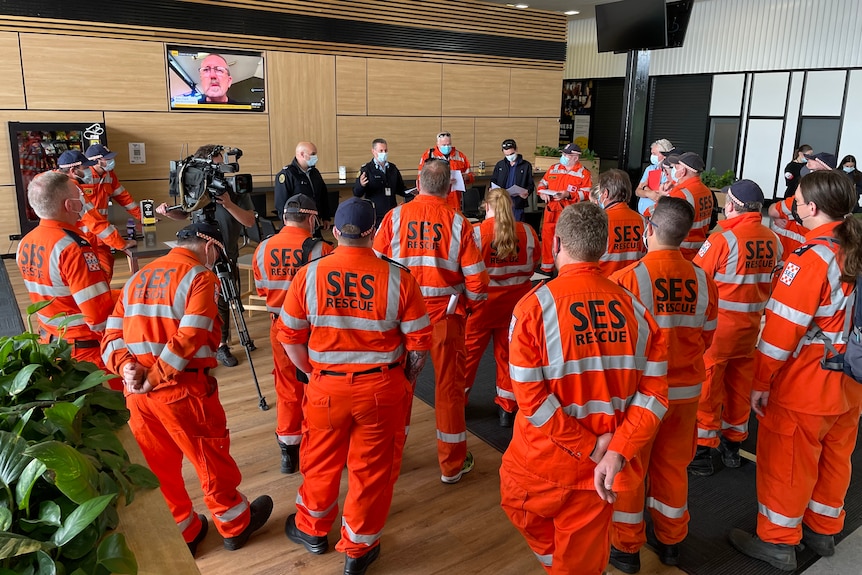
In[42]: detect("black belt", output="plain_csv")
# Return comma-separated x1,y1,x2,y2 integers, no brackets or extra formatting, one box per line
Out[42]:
183,367,211,375
320,362,401,377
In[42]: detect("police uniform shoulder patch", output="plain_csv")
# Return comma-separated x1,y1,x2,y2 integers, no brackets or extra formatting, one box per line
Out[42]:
779,262,800,286
278,173,285,184
381,254,411,273
697,239,712,258
82,250,102,272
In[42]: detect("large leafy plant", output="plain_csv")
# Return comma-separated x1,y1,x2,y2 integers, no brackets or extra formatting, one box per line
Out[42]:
0,302,158,575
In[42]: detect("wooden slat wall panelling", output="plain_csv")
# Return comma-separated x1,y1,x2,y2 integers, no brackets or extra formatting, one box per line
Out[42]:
267,52,338,178
473,118,541,171
19,35,166,111
509,69,564,118
537,117,561,149
0,32,25,110
367,59,442,117
336,116,443,178
102,112,272,191
336,56,367,116
0,185,20,239
443,65,510,117
441,118,477,168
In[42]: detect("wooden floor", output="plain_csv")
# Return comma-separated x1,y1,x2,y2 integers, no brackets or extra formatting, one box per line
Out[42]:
8,250,684,575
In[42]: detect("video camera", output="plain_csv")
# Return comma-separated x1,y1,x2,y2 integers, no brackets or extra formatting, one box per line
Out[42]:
169,146,253,214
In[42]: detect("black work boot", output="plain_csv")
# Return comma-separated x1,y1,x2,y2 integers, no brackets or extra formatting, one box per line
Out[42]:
802,523,836,557
223,495,274,551
646,524,679,566
285,513,329,555
728,528,796,571
344,544,381,575
687,445,715,476
718,436,742,468
609,545,640,574
278,439,299,474
498,405,515,428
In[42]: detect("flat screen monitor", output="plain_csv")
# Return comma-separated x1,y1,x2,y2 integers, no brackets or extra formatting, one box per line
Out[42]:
167,45,265,112
665,0,694,49
595,0,667,54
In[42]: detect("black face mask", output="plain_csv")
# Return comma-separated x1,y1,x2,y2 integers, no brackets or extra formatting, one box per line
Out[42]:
791,200,804,226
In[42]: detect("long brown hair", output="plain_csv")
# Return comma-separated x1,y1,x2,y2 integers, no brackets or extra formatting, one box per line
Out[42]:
799,170,862,281
484,187,517,259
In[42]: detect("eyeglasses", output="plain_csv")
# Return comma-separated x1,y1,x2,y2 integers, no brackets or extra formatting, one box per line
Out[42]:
646,218,659,229
436,132,451,139
199,66,230,76
795,199,811,208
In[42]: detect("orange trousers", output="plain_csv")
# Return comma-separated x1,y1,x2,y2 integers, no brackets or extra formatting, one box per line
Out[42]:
429,315,468,478
126,373,249,542
295,369,409,557
697,351,754,447
756,402,861,544
500,462,613,575
540,208,562,272
612,401,697,551
270,319,304,445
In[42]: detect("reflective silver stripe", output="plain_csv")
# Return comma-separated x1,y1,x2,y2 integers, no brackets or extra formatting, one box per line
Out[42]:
277,433,301,445
97,209,108,215
128,341,166,356
49,235,75,289
177,513,196,532
714,272,775,285
179,314,213,331
510,364,545,383
385,264,400,323
562,396,628,419
644,360,668,377
436,430,467,443
704,318,717,331
613,510,643,524
106,316,124,330
255,278,287,290
490,275,532,288
668,383,702,401
758,502,803,528
655,314,708,329
305,260,320,317
312,316,400,331
279,309,309,330
388,207,403,259
680,240,705,250
215,497,249,523
496,386,516,400
766,300,812,327
296,493,337,519
489,263,536,276
698,428,718,439
721,420,748,433
601,251,641,262
342,517,382,546
97,225,118,240
808,500,843,518
535,285,564,367
462,262,486,277
472,226,482,250
159,347,189,371
401,315,431,335
22,280,71,297
647,497,687,519
719,299,767,313
448,215,465,269
397,255,461,272
73,282,109,306
102,338,125,365
534,552,553,567
125,303,176,318
771,222,805,243
309,348,404,365
91,320,106,332
632,263,654,315
420,285,460,297
526,394,561,427
630,391,667,420
464,288,486,301
757,339,792,361
267,305,280,314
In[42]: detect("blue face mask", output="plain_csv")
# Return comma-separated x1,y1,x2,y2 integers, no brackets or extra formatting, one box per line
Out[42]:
307,154,319,167
844,166,855,173
560,155,572,166
650,154,659,166
439,145,452,155
505,153,518,162
81,170,93,185
671,167,679,182
104,159,115,171
376,152,387,164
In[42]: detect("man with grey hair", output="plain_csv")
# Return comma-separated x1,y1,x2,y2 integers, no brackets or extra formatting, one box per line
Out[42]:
635,139,674,215
16,171,116,377
501,201,668,574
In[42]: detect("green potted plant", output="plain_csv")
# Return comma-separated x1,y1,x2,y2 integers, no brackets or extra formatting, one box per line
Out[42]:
0,302,158,574
700,168,736,191
534,145,561,172
579,148,600,177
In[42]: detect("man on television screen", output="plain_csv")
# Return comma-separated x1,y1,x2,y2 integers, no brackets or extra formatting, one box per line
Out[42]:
198,54,238,105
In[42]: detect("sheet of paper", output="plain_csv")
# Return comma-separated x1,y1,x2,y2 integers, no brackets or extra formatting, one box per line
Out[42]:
163,240,179,249
490,182,501,189
404,187,418,195
450,170,466,192
507,185,529,198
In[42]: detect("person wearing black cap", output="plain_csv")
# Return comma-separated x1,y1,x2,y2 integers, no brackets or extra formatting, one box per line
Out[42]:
281,198,432,575
101,221,273,557
255,194,333,474
491,139,534,222
353,138,408,226
655,152,713,260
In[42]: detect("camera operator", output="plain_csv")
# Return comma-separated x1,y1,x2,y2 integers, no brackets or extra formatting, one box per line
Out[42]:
157,144,255,367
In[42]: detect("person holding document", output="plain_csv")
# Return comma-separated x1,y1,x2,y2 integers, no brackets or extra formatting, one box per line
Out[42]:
536,143,592,274
418,131,474,212
491,139,535,222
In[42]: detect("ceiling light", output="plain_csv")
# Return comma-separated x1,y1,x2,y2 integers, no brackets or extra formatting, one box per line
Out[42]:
514,3,529,8
564,10,580,15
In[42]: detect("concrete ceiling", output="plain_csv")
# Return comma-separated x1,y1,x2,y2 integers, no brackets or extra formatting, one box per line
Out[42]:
481,0,624,19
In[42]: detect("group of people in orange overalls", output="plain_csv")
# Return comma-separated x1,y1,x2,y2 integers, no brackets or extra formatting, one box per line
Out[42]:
16,134,862,575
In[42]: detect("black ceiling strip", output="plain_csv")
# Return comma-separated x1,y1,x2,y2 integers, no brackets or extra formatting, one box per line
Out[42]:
3,0,566,62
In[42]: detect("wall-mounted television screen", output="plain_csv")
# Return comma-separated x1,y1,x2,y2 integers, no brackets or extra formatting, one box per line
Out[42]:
595,0,667,54
167,45,265,111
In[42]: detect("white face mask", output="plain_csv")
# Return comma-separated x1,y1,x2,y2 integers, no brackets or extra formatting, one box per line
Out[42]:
505,153,517,162
650,154,659,166
307,154,319,167
376,151,387,163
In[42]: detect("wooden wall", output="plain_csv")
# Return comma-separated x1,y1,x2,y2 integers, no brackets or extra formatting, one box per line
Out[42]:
0,2,563,246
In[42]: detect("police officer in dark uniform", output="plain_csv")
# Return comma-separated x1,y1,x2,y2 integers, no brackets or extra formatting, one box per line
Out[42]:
353,138,408,227
274,141,331,232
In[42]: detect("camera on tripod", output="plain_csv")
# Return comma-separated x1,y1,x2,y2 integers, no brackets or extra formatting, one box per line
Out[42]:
169,145,253,213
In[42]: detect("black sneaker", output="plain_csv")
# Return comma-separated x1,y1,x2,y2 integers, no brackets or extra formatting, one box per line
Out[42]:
216,345,239,367
718,437,742,468
609,545,640,574
728,528,796,571
344,544,380,575
646,524,679,566
687,445,715,476
187,514,208,557
223,495,273,551
801,523,836,557
285,513,329,554
278,439,300,474
498,406,515,428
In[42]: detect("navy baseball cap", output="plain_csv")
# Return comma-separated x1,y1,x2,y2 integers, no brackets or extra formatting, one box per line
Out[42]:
58,150,96,169
283,193,318,216
562,143,582,154
501,139,517,150
723,179,764,205
804,152,838,169
84,143,117,161
177,222,226,253
334,198,376,239
671,152,705,173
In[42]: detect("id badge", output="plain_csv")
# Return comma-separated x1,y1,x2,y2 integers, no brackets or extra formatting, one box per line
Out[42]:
385,187,392,197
